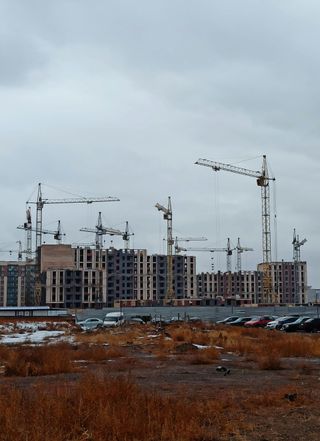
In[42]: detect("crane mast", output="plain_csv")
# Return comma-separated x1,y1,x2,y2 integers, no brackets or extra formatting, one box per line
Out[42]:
292,228,307,304
236,238,254,272
155,197,174,301
25,207,32,261
195,155,276,303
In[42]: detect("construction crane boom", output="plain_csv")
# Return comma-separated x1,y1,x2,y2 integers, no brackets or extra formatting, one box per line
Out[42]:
17,221,65,243
177,238,234,272
174,237,207,254
175,237,207,242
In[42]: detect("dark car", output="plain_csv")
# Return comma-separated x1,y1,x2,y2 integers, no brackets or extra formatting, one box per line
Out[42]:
216,316,239,325
244,316,275,328
281,316,311,332
228,317,252,326
299,317,320,333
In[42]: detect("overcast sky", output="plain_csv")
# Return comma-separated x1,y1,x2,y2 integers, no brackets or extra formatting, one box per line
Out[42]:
0,1,319,287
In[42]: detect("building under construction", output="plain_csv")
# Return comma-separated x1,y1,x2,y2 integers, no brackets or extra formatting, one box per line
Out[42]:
40,244,197,308
0,242,308,307
0,170,308,308
197,261,307,305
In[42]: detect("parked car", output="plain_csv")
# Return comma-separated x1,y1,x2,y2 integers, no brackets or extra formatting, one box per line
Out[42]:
228,317,252,326
299,317,320,333
244,316,275,328
281,316,311,332
170,316,184,323
103,312,125,328
151,317,170,324
187,316,202,323
126,317,145,325
77,317,103,331
265,316,297,330
216,316,239,325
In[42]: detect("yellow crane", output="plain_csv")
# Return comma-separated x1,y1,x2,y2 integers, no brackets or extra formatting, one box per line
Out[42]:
195,155,276,303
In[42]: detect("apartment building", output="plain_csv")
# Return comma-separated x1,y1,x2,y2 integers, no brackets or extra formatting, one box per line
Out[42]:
198,261,308,305
42,245,197,308
0,261,36,307
197,271,262,304
258,261,308,304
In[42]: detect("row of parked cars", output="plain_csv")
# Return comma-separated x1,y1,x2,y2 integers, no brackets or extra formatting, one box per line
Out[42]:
76,312,126,331
77,313,202,330
216,315,320,332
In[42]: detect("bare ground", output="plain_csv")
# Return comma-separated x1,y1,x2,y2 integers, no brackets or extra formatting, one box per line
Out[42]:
0,322,320,440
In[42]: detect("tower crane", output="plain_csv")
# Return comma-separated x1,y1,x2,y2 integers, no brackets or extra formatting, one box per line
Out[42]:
176,238,234,272
0,241,26,261
155,197,174,301
80,212,134,249
292,229,307,303
17,220,65,244
27,183,120,251
24,207,32,261
195,155,276,303
235,238,254,272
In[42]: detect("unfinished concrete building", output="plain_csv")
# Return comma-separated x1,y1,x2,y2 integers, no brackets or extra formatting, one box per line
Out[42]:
197,270,262,305
258,261,308,304
42,245,197,308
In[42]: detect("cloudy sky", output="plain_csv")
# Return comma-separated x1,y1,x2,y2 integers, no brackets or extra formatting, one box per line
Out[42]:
0,1,319,286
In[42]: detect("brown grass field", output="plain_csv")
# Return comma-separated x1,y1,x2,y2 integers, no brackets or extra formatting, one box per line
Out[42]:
0,322,320,440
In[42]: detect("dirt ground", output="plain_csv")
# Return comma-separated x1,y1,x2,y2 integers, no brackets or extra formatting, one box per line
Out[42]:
1,322,320,440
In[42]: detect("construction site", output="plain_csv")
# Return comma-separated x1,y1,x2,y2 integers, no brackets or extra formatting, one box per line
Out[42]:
0,156,308,309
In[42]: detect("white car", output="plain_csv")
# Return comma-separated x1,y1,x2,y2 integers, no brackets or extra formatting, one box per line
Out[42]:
103,312,125,328
265,316,296,330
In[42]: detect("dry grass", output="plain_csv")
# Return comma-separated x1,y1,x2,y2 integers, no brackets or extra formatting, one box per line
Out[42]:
0,372,307,441
188,347,220,365
0,322,318,440
0,342,130,377
2,343,75,376
169,325,211,345
211,325,320,358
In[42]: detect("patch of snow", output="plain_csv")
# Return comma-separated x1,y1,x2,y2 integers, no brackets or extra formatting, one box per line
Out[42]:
147,334,160,338
1,330,64,345
192,344,209,350
214,345,224,350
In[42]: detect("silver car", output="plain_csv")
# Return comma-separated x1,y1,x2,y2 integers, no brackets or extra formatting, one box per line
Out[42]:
77,317,103,331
